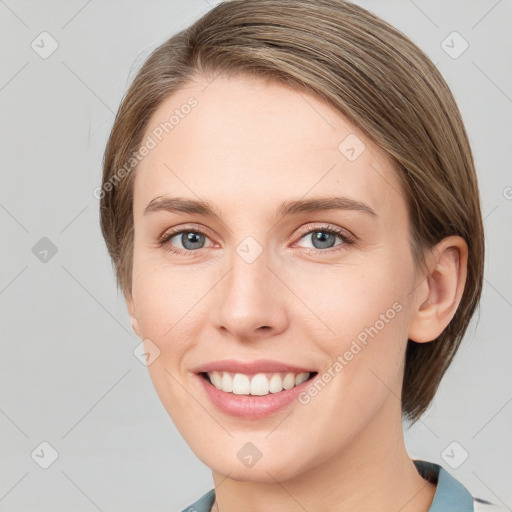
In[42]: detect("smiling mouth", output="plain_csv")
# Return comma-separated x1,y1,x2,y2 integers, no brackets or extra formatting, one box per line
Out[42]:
200,370,318,396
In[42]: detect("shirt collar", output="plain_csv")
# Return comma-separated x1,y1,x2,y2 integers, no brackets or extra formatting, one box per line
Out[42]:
183,460,474,512
413,459,474,512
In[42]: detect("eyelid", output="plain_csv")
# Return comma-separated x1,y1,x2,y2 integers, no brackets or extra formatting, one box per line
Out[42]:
292,222,357,243
157,222,217,245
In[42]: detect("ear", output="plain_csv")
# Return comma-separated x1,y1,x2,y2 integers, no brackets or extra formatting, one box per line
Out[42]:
125,290,142,339
408,236,468,343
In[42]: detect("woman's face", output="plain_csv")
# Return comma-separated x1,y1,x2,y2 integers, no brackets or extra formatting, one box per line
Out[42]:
127,74,424,481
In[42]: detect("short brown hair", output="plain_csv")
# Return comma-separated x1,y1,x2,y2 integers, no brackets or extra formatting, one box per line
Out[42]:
100,0,484,422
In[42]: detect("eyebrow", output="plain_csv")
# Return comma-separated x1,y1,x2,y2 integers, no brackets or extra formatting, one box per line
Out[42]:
143,195,377,219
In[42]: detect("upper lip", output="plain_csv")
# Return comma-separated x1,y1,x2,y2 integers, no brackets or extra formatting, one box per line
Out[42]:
192,359,315,374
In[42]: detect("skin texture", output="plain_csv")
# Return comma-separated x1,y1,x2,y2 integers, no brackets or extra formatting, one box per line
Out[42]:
126,75,468,512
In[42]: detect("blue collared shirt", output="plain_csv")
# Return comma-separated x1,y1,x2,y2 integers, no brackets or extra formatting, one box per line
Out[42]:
181,460,489,512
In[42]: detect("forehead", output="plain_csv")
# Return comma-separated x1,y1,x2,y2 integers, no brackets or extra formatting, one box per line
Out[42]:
133,75,404,219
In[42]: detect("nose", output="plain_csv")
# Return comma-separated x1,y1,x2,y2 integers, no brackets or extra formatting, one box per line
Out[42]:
211,246,289,342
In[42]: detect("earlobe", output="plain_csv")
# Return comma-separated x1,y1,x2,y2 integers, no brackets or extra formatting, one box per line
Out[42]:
125,290,142,339
408,236,468,343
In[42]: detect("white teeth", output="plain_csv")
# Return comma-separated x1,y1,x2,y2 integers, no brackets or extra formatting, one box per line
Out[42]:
232,373,250,395
282,373,295,390
210,370,222,390
206,371,311,396
221,372,233,392
250,373,269,396
295,372,309,385
269,373,283,393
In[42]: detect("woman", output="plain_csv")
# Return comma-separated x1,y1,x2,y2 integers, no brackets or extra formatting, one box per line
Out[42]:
99,1,491,510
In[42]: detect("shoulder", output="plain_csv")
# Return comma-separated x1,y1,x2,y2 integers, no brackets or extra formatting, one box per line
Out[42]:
473,498,509,512
180,489,215,512
180,469,508,512
414,459,505,512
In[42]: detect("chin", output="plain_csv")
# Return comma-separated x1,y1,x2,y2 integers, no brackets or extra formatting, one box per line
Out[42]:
214,461,306,483
197,442,314,483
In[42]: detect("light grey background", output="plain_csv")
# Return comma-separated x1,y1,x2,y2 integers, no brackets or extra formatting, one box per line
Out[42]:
1,1,511,511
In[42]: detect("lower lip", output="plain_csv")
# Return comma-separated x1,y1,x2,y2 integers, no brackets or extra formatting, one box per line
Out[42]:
195,373,315,419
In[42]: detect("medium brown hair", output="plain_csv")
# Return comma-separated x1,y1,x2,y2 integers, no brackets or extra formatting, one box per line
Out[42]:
100,0,484,422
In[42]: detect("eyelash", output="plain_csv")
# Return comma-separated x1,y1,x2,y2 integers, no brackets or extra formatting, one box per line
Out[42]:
156,223,356,257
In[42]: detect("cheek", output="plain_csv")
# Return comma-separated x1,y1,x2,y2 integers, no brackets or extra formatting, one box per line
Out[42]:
297,255,414,403
286,273,411,457
294,254,413,349
131,257,210,343
130,261,211,421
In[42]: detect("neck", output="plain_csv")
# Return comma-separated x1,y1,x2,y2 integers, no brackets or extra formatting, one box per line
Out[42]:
211,397,436,512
